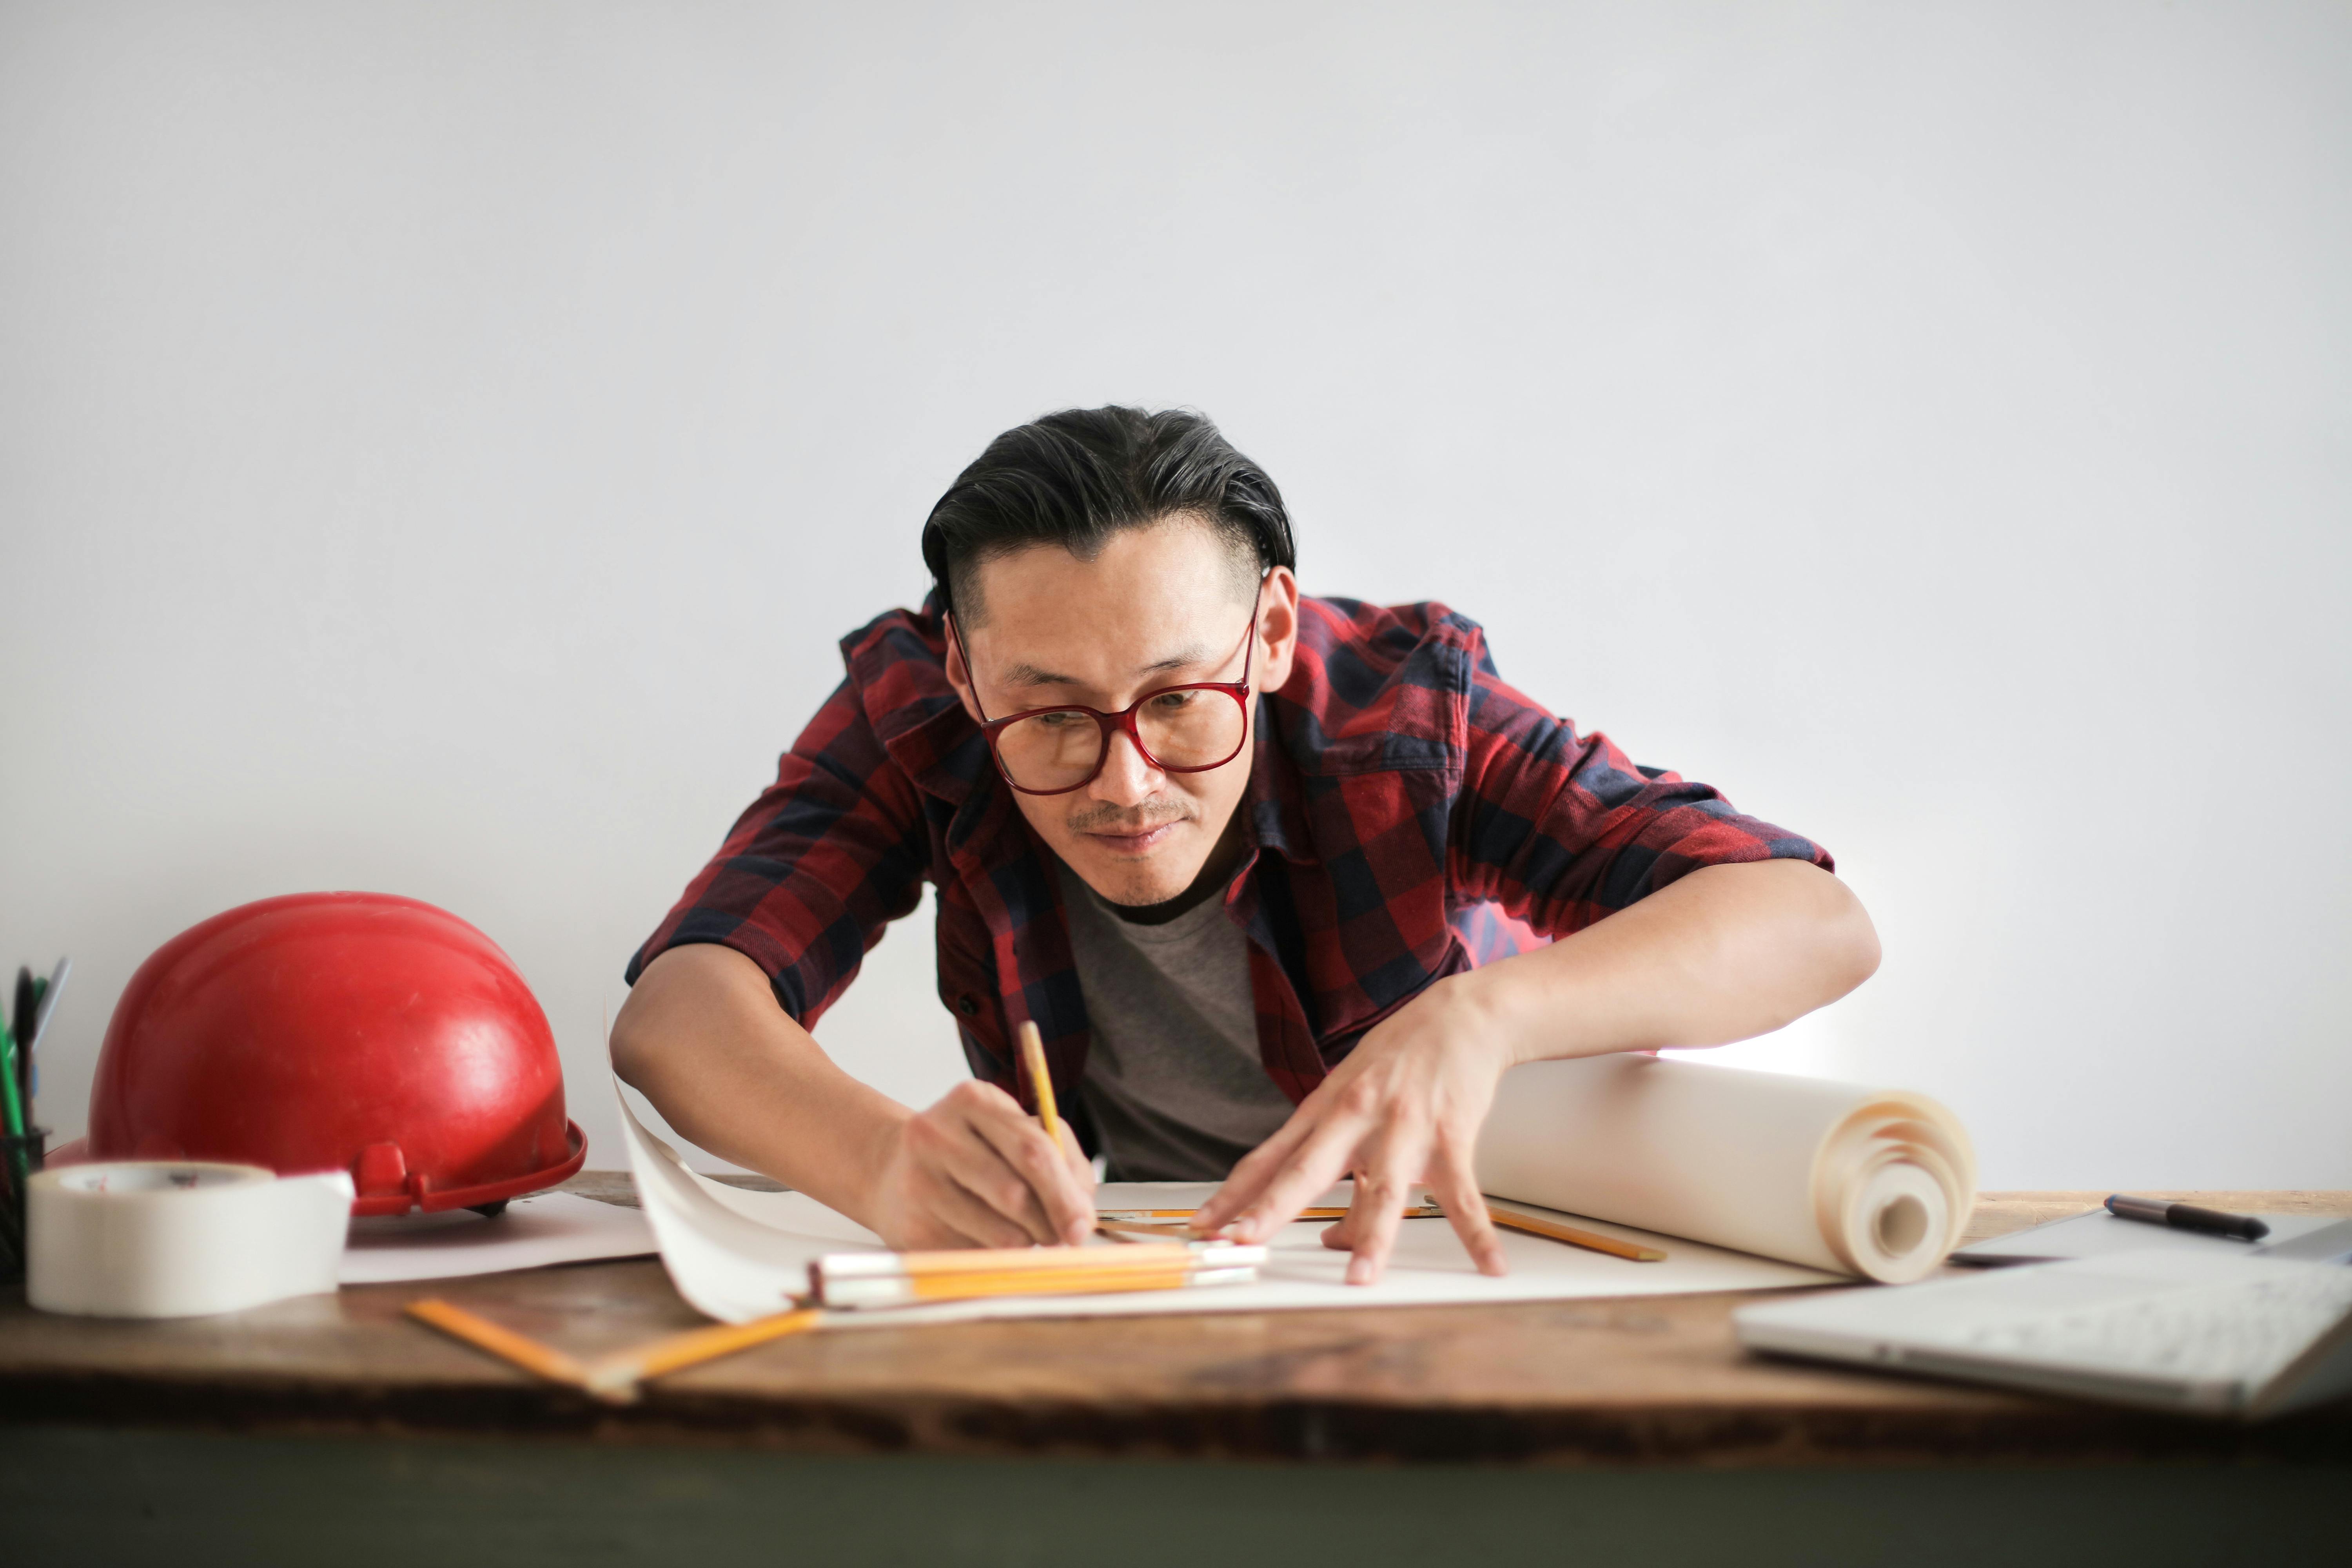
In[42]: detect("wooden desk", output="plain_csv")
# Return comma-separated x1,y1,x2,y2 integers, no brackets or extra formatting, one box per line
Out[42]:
5,1184,2348,1567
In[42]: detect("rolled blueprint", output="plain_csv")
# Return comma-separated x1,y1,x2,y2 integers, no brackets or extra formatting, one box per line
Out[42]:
27,1161,354,1318
1474,1055,1975,1283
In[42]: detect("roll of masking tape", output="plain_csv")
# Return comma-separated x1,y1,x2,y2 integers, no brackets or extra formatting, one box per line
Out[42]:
27,1161,354,1318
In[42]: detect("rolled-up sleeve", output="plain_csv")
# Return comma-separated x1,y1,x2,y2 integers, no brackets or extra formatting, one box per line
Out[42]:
1449,662,1831,938
625,678,930,1026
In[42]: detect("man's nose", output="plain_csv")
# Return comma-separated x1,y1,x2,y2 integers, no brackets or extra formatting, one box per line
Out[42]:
1089,728,1162,806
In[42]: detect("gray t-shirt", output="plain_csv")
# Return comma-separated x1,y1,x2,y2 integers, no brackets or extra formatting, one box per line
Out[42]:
1055,862,1298,1181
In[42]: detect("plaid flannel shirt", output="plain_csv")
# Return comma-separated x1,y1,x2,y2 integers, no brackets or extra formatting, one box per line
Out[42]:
627,594,1830,1145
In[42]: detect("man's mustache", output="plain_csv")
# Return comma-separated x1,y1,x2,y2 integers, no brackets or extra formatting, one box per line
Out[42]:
1064,801,1192,834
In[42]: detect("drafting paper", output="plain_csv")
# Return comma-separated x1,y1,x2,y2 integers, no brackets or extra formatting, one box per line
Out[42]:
615,1081,1835,1325
338,1190,656,1285
1475,1055,1977,1283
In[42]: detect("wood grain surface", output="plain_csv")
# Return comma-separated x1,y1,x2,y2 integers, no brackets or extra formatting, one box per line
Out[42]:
4,1179,2347,1466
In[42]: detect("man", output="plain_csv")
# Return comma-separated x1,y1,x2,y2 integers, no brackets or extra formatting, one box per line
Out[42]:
612,407,1879,1284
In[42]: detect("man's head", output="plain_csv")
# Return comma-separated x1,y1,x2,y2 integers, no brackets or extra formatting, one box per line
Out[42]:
929,408,1301,910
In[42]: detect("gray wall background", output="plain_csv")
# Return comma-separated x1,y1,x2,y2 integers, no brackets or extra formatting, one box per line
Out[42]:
3,2,2345,1187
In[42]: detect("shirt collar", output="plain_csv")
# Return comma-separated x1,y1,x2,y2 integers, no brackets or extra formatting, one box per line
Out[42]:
1241,695,1318,867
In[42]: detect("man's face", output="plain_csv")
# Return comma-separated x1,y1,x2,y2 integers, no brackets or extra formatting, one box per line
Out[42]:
944,518,1299,908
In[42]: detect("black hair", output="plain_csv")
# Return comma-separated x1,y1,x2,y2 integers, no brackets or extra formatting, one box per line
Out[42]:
920,406,1294,622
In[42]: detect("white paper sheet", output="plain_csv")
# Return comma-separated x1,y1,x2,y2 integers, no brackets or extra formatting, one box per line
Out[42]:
616,1080,1835,1325
337,1190,656,1285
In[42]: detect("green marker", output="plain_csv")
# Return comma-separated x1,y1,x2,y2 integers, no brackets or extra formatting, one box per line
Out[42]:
0,1021,25,1141
0,1018,25,1265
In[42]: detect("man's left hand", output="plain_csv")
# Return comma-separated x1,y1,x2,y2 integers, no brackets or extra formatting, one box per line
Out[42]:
1190,973,1511,1285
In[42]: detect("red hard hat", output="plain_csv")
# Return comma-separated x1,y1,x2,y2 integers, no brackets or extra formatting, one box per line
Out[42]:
86,892,585,1216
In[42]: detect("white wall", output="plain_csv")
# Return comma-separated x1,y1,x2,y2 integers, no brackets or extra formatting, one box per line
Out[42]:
3,1,2345,1188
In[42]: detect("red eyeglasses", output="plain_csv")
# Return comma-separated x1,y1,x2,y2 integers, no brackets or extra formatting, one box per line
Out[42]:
951,581,1263,796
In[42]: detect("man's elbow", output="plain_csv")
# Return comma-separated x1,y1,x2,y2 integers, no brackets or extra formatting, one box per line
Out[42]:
1812,867,1882,1000
609,942,778,1091
608,985,659,1089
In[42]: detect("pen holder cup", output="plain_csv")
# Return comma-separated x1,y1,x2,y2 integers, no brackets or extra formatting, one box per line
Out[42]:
1,1127,48,1285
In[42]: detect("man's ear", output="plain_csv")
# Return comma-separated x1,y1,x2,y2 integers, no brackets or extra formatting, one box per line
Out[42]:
942,613,988,724
1255,568,1303,693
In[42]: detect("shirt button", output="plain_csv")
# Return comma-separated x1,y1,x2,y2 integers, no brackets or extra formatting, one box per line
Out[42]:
956,996,979,1016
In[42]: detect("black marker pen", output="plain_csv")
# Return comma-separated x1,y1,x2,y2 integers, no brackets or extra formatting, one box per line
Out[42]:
2105,1194,2270,1242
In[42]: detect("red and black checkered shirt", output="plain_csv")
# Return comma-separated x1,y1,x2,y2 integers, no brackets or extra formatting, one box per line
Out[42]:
628,595,1830,1138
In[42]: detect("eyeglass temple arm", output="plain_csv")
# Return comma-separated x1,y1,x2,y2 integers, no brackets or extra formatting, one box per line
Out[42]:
1240,575,1265,684
944,612,993,724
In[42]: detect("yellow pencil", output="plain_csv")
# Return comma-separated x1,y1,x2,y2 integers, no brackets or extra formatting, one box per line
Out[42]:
820,1265,1250,1308
843,1242,1202,1275
582,1306,827,1399
407,1298,594,1391
1016,1019,1063,1153
809,1240,1265,1308
411,1298,832,1405
907,1267,1196,1298
1096,1205,1443,1224
1483,1206,1667,1262
1096,1219,1200,1239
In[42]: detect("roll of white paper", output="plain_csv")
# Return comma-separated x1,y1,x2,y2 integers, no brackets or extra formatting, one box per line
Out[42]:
1474,1055,1976,1283
27,1161,355,1318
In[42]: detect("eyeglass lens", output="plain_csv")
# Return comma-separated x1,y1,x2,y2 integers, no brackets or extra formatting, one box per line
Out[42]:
993,689,1248,792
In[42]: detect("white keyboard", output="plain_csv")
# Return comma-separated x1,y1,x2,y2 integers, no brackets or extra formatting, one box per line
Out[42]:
1736,1251,2352,1416
1955,1267,2352,1385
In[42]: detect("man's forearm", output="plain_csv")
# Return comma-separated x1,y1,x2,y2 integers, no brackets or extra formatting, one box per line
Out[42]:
1463,859,1881,1065
609,943,913,1225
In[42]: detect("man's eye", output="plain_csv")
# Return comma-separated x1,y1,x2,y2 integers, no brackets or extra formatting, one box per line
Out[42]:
1149,690,1195,710
1036,710,1085,728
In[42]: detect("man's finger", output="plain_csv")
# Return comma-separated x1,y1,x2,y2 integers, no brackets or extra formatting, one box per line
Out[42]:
1318,1205,1363,1252
931,1164,1045,1249
903,1207,1004,1251
1194,1109,1319,1233
1338,1124,1430,1285
936,1118,1062,1243
1426,1144,1506,1278
1227,1120,1367,1243
968,1100,1094,1244
1340,1178,1411,1286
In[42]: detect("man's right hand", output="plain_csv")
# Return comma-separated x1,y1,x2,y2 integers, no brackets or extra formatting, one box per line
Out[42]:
613,945,1097,1254
866,1080,1097,1250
